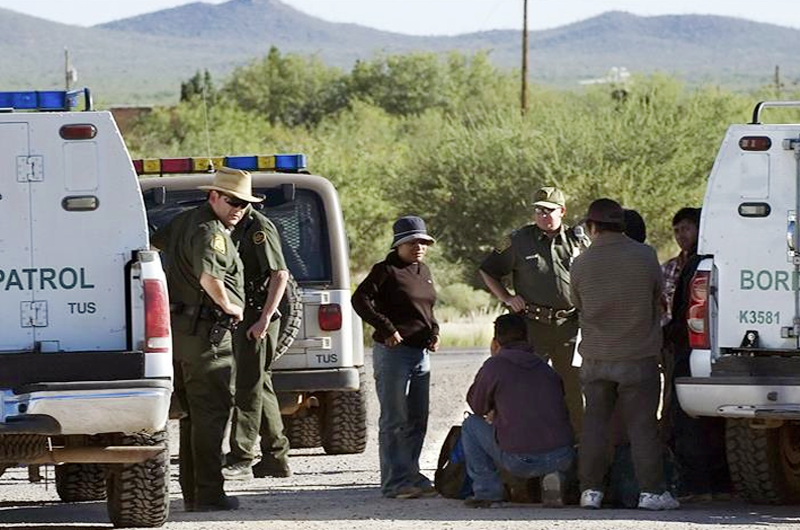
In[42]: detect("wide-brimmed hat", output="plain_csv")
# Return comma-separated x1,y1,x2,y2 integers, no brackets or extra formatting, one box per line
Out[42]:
533,186,566,209
584,198,625,226
197,167,263,203
391,216,436,248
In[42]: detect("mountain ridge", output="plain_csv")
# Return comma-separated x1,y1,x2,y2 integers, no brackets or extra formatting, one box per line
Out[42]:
0,2,796,104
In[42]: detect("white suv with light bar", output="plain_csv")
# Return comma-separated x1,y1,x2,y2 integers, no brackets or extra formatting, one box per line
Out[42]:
0,89,172,527
675,100,800,504
138,154,367,455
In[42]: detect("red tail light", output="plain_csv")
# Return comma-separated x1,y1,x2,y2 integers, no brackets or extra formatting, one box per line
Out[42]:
687,271,710,349
144,279,171,353
318,304,342,331
60,124,97,140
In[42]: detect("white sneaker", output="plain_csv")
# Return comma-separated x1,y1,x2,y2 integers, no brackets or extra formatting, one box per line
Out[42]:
638,491,680,511
580,489,603,509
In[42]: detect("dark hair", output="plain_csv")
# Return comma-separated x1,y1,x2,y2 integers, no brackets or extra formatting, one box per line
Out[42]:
494,313,528,345
623,209,646,243
672,207,701,227
586,220,625,233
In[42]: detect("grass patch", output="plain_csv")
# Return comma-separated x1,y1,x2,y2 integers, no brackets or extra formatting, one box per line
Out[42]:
438,306,503,349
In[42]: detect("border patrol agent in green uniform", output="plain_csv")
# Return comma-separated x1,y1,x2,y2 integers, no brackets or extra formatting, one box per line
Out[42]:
223,207,292,481
152,167,262,512
479,186,588,435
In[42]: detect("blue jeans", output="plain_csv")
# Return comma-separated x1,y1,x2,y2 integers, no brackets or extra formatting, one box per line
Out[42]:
461,414,575,501
372,342,431,496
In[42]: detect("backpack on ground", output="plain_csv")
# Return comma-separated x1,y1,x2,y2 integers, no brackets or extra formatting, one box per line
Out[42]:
434,425,473,499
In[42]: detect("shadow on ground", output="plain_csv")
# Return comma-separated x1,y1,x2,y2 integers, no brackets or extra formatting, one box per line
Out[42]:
3,486,799,527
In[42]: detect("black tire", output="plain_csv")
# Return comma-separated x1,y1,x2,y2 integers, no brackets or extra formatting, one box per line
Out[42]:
0,434,48,461
106,430,169,528
726,419,800,504
283,407,322,449
321,368,368,455
55,463,107,502
274,273,302,361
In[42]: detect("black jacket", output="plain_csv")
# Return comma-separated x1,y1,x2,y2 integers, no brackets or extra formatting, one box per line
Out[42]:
352,251,439,348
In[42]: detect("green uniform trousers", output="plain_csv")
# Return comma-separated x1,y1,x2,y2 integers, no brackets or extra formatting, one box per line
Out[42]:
526,318,583,436
173,316,234,505
228,308,290,466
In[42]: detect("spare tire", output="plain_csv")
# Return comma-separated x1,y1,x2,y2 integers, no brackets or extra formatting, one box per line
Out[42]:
274,273,302,361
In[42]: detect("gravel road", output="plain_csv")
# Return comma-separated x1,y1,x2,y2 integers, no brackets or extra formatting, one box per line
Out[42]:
2,349,800,529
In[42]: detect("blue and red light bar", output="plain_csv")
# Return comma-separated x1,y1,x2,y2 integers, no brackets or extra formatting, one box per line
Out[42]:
132,154,307,176
0,88,92,111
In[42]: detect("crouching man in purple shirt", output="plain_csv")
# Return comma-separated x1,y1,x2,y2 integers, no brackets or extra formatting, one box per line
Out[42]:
462,313,575,508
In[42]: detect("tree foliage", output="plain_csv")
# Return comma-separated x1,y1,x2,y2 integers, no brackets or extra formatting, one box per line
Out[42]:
124,47,767,284
180,69,216,104
223,47,349,128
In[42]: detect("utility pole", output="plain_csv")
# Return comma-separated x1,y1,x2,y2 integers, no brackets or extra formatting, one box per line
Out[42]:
775,65,782,98
64,48,77,91
521,0,529,116
65,48,70,90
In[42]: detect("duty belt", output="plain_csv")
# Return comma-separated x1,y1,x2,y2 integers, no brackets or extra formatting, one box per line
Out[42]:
169,302,215,320
523,303,576,323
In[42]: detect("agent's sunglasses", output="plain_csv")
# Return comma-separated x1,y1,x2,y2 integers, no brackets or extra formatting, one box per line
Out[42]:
223,195,249,209
534,206,555,215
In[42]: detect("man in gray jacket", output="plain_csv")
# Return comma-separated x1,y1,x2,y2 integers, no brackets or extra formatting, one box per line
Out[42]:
570,198,678,511
461,313,574,508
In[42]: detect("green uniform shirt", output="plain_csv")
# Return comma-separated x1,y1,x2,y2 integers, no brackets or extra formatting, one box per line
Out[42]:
152,202,245,308
232,208,287,288
480,224,587,310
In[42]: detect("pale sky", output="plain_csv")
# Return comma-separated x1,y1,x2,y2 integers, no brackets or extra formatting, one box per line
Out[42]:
0,0,798,34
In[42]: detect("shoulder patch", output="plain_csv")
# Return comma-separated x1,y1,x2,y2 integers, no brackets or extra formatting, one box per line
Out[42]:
252,230,266,245
211,233,227,254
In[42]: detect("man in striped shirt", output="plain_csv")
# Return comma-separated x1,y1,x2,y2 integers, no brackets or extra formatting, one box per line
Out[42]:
570,198,679,512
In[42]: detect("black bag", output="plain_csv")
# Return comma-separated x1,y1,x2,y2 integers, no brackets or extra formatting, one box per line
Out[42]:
434,425,473,499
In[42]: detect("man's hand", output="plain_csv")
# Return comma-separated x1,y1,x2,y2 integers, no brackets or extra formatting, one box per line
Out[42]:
200,273,244,323
485,410,496,424
247,312,272,340
504,295,527,313
385,331,403,347
225,303,244,323
429,335,441,352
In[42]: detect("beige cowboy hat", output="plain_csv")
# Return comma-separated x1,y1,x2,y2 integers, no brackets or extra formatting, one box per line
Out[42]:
197,166,264,203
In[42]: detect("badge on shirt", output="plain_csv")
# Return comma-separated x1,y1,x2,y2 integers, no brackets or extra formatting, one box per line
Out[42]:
253,230,266,245
211,233,227,254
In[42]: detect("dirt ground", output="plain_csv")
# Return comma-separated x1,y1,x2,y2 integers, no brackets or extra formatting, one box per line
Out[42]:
2,349,800,529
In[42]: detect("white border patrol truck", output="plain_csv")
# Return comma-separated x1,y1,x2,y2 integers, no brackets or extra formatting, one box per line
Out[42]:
676,101,800,504
138,154,367,455
0,89,172,527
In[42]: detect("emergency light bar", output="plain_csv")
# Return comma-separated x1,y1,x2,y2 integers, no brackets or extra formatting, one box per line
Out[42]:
0,88,92,112
132,154,307,175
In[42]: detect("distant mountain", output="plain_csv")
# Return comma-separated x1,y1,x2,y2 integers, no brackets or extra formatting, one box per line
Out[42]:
0,0,797,105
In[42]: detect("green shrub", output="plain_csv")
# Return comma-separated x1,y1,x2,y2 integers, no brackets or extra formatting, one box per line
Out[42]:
437,283,492,318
